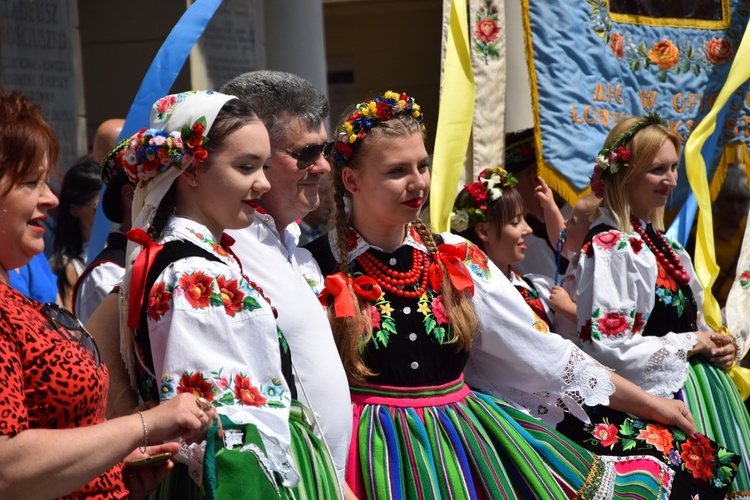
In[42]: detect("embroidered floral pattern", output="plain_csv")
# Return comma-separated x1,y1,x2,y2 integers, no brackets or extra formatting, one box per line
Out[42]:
208,368,288,409
147,282,172,321
179,271,214,308
739,270,750,289
474,0,502,64
176,371,215,400
171,269,262,317
587,0,743,81
187,227,229,257
654,263,689,317
370,291,397,349
465,241,491,279
584,417,738,489
593,230,626,251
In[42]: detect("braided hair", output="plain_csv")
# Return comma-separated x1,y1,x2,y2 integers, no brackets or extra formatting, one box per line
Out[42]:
328,109,478,383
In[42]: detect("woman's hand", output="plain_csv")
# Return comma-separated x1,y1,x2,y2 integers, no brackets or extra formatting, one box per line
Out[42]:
641,394,697,437
709,333,736,368
123,443,180,499
688,331,717,359
141,393,219,445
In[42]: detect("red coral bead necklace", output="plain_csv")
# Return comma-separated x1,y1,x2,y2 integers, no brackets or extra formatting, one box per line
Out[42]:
630,216,690,286
356,248,429,298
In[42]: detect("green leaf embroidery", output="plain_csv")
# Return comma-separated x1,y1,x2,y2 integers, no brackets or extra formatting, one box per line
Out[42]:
621,438,637,451
243,295,261,311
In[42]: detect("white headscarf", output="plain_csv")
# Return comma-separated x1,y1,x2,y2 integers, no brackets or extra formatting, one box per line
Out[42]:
113,90,236,386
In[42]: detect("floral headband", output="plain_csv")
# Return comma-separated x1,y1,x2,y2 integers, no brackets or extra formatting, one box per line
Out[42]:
590,112,667,198
450,167,518,232
332,90,425,166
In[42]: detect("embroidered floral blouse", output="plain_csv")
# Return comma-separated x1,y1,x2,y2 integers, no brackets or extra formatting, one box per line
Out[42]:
575,209,701,398
301,225,615,427
507,269,554,330
141,217,295,483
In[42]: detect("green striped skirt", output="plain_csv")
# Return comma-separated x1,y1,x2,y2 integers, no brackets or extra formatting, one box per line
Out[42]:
347,376,675,499
682,358,750,499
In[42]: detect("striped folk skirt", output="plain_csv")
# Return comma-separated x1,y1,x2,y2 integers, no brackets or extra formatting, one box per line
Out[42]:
347,376,677,499
682,358,750,499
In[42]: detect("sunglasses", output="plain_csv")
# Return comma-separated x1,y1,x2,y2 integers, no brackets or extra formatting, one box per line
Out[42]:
43,302,102,367
273,141,335,169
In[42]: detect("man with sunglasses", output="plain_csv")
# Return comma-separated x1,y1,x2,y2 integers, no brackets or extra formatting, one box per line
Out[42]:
221,71,351,493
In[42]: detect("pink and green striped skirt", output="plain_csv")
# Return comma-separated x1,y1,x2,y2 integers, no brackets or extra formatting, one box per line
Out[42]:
347,376,677,499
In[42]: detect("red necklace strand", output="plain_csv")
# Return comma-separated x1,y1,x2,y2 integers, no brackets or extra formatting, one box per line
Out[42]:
356,248,430,298
631,216,691,286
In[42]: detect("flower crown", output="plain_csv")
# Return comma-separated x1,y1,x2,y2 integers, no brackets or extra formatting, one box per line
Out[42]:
590,112,667,198
332,90,425,166
450,167,518,232
104,117,209,184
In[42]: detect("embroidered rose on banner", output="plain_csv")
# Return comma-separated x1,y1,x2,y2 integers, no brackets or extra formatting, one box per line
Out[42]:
609,32,624,57
177,371,214,400
648,39,680,70
147,282,172,321
474,0,501,64
705,38,734,65
179,271,215,308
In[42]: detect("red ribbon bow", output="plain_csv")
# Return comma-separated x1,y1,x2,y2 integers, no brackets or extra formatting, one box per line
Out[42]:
427,242,475,296
318,272,382,318
126,228,165,329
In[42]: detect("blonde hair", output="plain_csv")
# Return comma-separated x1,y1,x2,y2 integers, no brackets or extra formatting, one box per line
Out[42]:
600,116,682,232
329,112,478,383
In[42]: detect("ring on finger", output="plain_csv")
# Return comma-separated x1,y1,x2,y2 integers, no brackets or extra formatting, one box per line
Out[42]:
195,396,213,412
197,409,205,419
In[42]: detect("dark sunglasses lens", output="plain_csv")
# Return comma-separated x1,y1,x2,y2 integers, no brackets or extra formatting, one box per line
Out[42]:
43,304,101,366
323,141,335,156
296,144,325,169
44,304,79,330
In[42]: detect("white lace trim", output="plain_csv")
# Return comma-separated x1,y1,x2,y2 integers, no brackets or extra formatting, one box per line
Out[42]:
644,334,694,398
562,347,614,408
221,428,301,490
327,225,429,265
174,440,206,486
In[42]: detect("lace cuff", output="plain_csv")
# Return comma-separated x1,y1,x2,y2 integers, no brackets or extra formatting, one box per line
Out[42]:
643,333,694,398
174,441,206,486
562,346,614,408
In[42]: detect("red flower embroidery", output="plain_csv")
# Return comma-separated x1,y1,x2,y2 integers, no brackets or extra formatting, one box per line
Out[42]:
629,237,643,254
347,229,359,251
147,282,172,321
609,32,624,57
597,311,629,337
177,372,214,400
468,243,488,270
212,243,229,257
233,374,267,407
655,264,676,291
368,305,381,329
632,312,645,333
637,424,674,457
580,319,593,343
217,276,245,317
593,230,620,251
592,423,619,447
583,242,594,258
680,434,716,481
431,296,449,324
180,271,214,308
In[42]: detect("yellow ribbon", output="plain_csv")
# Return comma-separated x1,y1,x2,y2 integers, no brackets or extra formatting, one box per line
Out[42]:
430,0,476,233
683,23,750,399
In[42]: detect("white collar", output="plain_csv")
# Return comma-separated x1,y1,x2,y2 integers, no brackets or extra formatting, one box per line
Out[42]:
327,224,429,265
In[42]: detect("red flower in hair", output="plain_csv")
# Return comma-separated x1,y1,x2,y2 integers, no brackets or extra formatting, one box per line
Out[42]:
375,101,393,120
466,182,487,206
337,141,353,159
192,122,205,135
193,147,208,162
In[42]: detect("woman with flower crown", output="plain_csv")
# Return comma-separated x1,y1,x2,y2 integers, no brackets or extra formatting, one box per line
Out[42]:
106,90,340,499
300,91,739,499
577,113,750,498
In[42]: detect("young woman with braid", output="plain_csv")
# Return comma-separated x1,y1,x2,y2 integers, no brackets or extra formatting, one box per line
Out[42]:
301,92,739,499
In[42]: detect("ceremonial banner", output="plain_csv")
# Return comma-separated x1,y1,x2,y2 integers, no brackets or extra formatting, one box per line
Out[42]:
521,0,750,204
432,0,505,232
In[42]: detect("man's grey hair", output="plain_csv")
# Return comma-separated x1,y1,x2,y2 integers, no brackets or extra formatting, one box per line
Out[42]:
220,70,329,144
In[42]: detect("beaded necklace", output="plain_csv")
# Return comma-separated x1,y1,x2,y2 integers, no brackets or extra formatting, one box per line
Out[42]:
630,216,690,286
356,247,430,299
